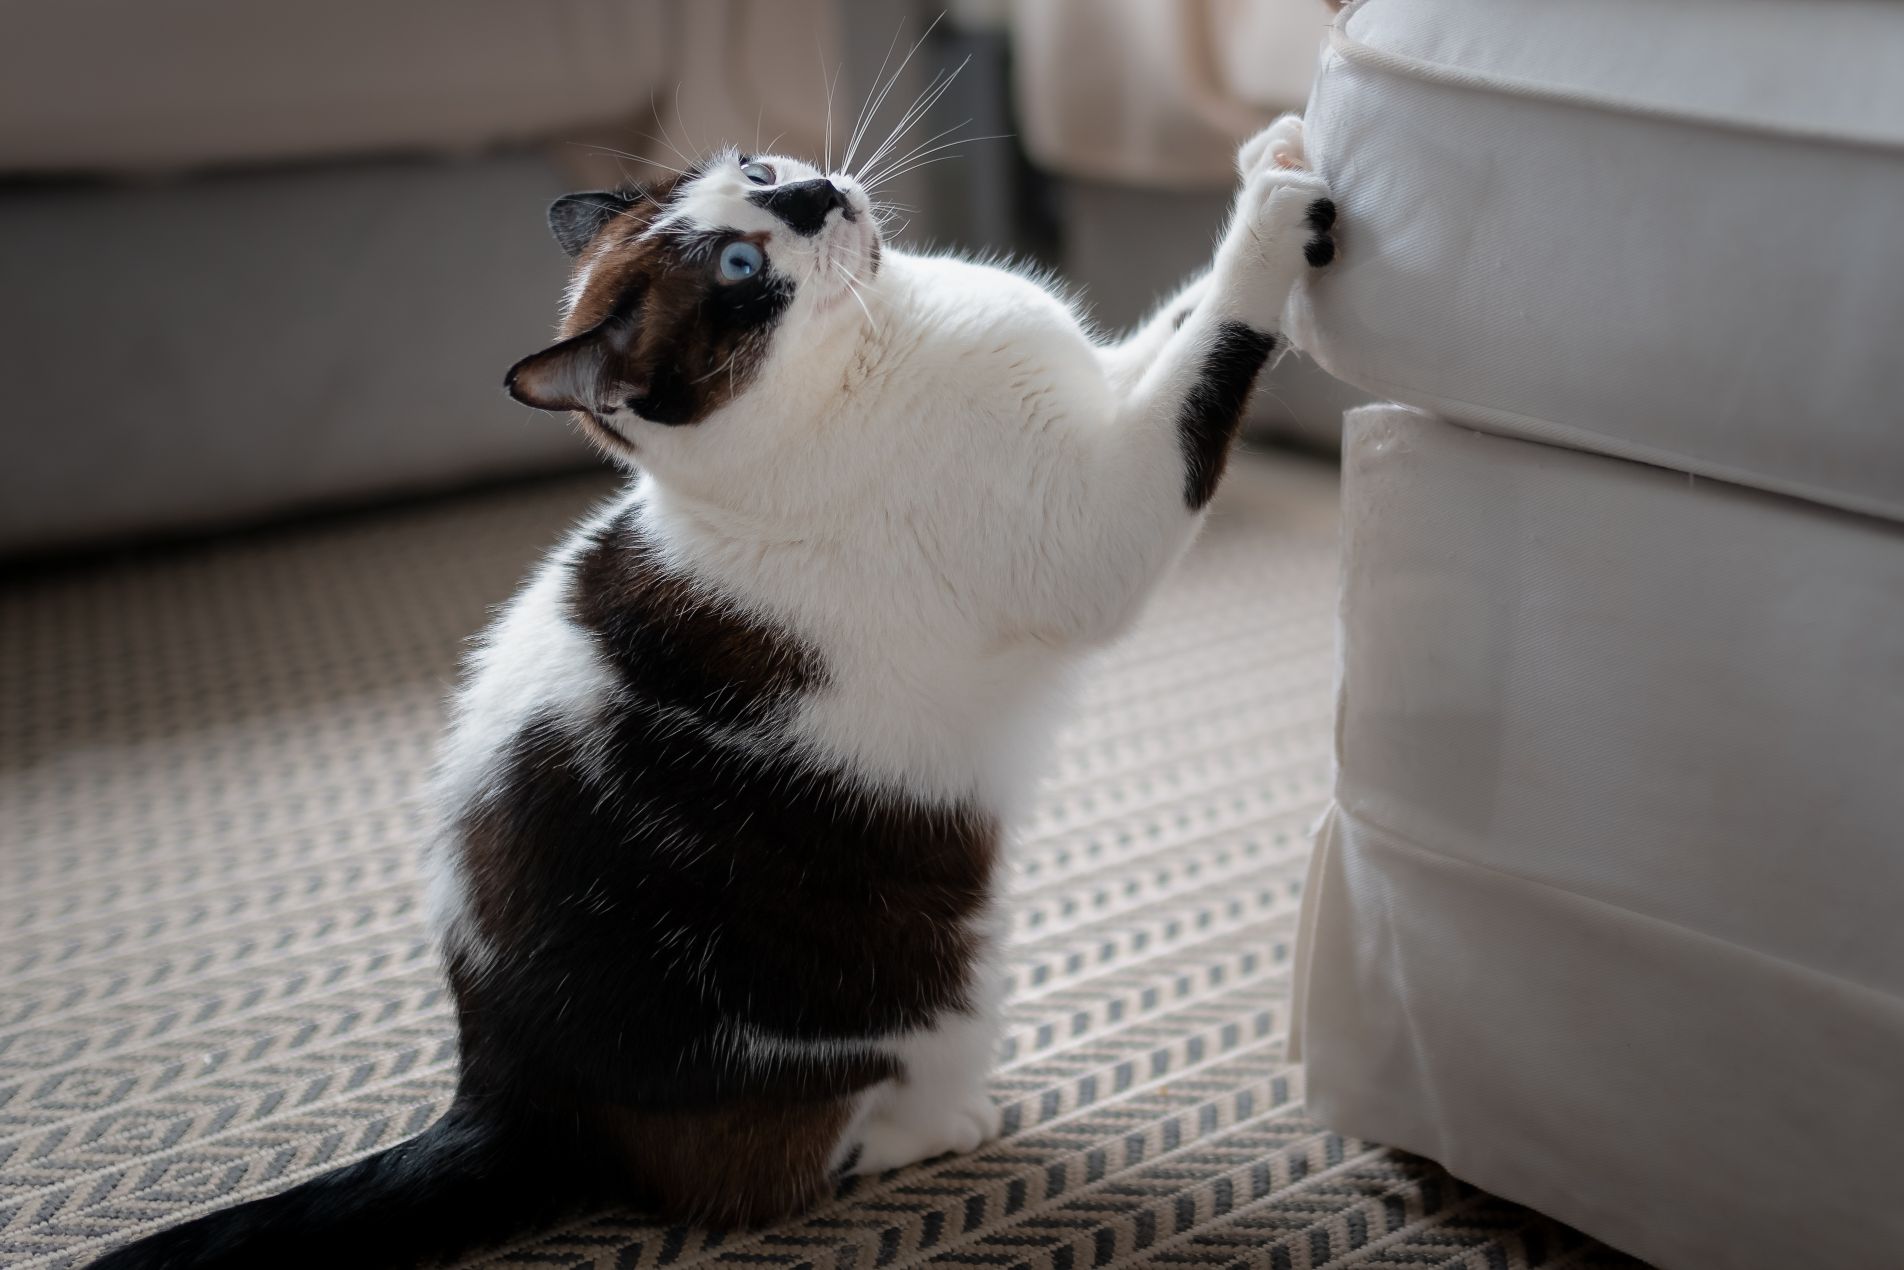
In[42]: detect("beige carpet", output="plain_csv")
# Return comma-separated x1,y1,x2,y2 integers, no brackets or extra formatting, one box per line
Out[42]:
0,455,1637,1269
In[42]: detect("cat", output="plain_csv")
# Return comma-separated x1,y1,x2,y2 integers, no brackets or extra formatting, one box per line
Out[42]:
90,116,1333,1269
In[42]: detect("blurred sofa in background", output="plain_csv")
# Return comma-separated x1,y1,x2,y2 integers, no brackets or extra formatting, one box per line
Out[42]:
0,1,843,555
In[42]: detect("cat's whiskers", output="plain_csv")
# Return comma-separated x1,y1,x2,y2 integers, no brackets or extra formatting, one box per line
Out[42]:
853,67,954,182
816,31,846,174
856,55,959,176
853,56,971,189
840,24,908,174
868,197,899,223
581,140,695,182
861,126,1011,194
646,93,700,172
876,155,967,188
841,14,944,175
670,82,709,166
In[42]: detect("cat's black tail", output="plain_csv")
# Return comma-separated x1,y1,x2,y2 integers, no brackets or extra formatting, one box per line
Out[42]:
87,1103,598,1270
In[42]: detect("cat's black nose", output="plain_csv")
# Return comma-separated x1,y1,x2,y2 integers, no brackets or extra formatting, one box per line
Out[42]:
750,179,852,237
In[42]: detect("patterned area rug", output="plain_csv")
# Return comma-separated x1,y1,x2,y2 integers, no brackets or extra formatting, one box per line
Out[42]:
0,455,1638,1269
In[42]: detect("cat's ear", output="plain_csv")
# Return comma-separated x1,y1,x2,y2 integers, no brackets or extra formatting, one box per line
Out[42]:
504,318,637,412
548,191,636,257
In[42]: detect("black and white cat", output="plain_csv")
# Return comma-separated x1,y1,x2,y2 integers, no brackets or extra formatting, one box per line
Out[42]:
93,116,1332,1268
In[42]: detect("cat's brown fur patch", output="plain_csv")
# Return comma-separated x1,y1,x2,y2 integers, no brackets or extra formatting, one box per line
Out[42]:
567,506,823,723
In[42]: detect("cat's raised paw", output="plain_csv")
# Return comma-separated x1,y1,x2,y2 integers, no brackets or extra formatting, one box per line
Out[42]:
1235,162,1337,275
1233,115,1335,269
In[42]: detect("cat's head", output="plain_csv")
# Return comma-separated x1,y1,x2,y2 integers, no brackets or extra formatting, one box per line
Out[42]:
505,149,878,457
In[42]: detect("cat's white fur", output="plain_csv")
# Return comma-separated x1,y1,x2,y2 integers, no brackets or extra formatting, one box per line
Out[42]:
428,116,1326,1172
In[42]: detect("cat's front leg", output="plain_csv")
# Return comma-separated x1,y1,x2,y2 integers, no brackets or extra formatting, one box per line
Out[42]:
1024,117,1336,650
1137,113,1335,510
1100,116,1331,404
1097,269,1212,396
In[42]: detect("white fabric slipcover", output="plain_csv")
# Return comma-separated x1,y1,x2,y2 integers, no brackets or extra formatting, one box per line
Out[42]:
1289,0,1904,522
1295,405,1904,1270
1292,1,1904,1265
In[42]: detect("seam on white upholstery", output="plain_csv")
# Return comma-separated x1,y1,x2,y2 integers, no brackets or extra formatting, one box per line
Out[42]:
1328,797,1904,1010
1312,374,1904,527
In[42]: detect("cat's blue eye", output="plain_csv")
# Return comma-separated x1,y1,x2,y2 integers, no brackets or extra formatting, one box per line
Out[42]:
719,239,763,282
741,161,774,186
